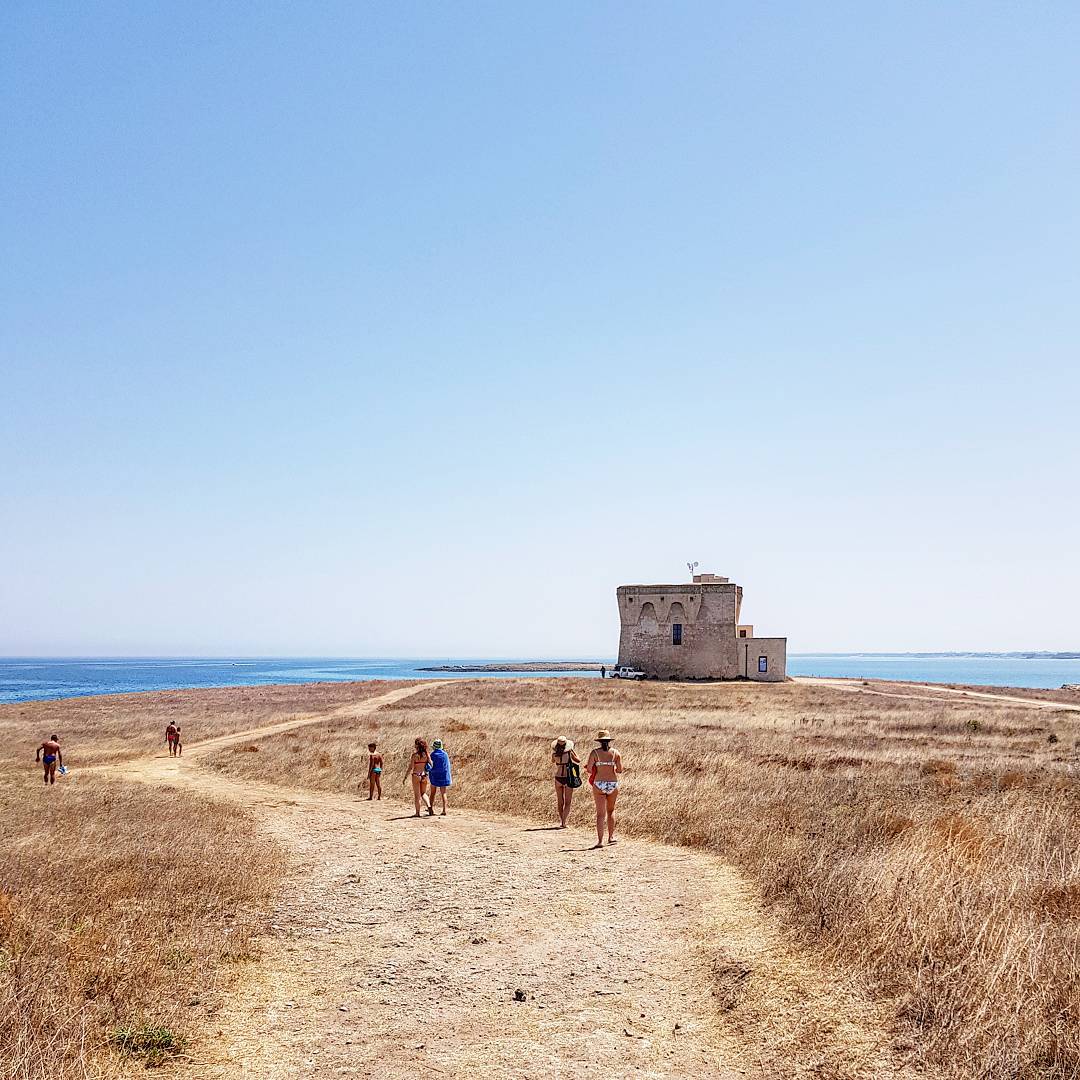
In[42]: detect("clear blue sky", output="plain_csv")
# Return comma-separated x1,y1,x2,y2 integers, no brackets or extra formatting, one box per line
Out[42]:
3,2,1078,656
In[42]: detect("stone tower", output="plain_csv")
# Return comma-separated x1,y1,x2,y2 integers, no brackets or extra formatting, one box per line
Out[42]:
615,573,786,681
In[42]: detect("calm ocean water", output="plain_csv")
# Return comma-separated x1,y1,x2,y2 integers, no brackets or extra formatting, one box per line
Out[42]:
1,654,1078,705
787,654,1080,689
0,658,601,705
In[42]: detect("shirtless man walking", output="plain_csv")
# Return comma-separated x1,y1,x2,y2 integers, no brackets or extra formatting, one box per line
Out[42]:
36,735,63,785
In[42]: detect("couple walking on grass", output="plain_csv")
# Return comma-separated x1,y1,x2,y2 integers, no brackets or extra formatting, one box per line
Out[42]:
165,721,183,756
401,737,453,817
552,730,623,848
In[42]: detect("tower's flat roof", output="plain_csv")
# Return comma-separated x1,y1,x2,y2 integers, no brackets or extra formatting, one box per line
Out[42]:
616,582,739,591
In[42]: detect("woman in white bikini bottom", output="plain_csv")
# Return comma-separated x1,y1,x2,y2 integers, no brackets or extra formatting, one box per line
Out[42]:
587,730,623,848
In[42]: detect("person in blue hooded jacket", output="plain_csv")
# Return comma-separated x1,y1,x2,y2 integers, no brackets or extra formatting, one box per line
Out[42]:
426,739,452,816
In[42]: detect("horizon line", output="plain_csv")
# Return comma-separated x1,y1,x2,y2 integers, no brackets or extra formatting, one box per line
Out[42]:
1,651,1079,661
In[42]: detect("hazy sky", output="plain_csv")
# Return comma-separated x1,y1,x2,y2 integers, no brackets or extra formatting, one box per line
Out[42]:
3,2,1078,657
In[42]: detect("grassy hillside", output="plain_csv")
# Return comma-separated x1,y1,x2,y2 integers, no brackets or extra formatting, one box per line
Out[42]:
0,679,412,766
209,677,1080,1080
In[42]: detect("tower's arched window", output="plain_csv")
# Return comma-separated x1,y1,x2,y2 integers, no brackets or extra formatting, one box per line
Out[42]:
637,602,658,634
668,601,686,646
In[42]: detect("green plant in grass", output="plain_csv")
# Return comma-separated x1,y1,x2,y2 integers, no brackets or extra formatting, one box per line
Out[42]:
110,1024,186,1065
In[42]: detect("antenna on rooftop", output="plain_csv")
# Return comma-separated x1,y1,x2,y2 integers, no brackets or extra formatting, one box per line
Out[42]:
687,560,699,579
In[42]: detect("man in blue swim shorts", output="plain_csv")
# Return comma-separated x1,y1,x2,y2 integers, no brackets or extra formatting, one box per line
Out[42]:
36,734,63,785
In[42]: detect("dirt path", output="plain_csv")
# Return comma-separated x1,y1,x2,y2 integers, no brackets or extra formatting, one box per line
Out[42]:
117,685,923,1080
795,675,1080,712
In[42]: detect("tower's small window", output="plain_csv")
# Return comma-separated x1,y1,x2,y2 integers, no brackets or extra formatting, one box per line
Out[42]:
628,597,634,603
758,655,768,673
672,623,683,646
739,629,747,638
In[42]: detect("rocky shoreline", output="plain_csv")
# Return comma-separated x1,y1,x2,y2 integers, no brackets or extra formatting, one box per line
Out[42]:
417,662,604,673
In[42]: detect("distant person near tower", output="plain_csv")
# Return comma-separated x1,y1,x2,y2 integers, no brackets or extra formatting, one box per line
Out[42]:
599,665,606,679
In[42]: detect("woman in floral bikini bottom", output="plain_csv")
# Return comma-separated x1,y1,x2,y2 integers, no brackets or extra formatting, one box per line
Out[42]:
586,729,623,849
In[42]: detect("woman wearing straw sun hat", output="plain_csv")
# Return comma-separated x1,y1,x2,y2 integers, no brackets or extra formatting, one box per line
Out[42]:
427,739,452,816
586,729,623,848
550,736,582,829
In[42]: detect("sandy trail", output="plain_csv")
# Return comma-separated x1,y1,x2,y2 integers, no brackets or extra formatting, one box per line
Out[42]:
116,684,921,1079
795,676,1080,712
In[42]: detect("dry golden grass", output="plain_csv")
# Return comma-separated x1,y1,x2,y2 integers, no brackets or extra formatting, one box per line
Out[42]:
209,677,1080,1080
0,680,410,767
0,768,283,1080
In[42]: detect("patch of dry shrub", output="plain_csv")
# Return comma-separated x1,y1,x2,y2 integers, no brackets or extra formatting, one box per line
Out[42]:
1034,883,1080,920
920,758,957,777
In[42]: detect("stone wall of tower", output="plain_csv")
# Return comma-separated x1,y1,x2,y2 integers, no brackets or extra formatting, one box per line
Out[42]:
615,582,742,679
734,637,788,682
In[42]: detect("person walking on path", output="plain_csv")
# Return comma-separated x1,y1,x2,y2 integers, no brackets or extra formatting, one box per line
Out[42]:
402,738,432,817
586,729,623,848
166,722,181,756
366,742,384,800
426,739,452,816
36,735,63,785
551,736,582,828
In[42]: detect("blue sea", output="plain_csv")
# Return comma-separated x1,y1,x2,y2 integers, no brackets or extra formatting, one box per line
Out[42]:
1,654,1078,705
0,658,598,705
787,654,1080,690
